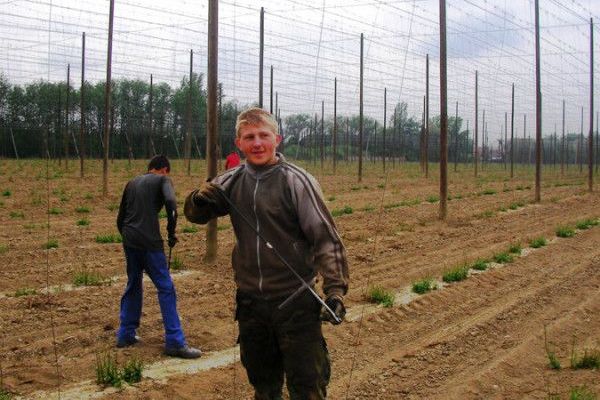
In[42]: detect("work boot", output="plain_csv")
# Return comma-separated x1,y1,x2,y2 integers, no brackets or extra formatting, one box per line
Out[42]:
116,335,141,348
164,345,202,359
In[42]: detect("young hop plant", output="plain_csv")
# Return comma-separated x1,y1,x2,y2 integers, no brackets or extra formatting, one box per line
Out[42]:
367,286,395,307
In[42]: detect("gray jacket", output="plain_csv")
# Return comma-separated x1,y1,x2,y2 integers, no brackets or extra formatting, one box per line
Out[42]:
184,155,349,300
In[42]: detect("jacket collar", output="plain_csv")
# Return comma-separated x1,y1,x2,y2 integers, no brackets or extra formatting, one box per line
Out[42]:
244,153,285,179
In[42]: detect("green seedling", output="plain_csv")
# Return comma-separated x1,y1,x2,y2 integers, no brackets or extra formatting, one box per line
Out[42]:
107,203,119,212
508,243,522,254
95,352,122,388
75,206,91,213
493,252,514,264
442,265,469,283
95,234,123,244
182,225,198,233
571,346,600,370
412,278,436,295
426,195,439,203
121,358,143,384
556,226,575,238
544,326,561,370
170,256,185,271
568,386,597,400
48,207,63,215
14,288,37,297
331,206,353,217
481,188,497,195
217,224,230,231
77,218,90,226
9,211,24,219
84,193,94,200
367,286,395,307
575,219,599,230
73,269,107,287
0,244,7,254
43,239,59,249
2,190,11,197
158,209,167,219
471,259,489,271
529,237,547,248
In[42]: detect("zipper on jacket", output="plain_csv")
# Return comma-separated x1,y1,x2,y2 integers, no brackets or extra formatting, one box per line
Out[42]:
253,177,263,293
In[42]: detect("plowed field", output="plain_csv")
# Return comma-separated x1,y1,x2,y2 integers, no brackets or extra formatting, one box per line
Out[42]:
1,159,598,400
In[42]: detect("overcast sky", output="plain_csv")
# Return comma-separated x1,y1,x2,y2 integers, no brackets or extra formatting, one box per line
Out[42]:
2,0,600,143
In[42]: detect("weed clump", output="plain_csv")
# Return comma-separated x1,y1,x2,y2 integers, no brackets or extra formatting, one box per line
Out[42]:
412,278,436,295
73,269,107,287
43,239,59,249
575,219,599,230
471,259,489,271
529,237,547,248
0,244,7,254
48,207,63,215
544,326,561,370
182,225,198,234
170,256,185,271
571,348,600,370
367,286,395,307
508,243,522,254
121,358,143,384
0,388,12,400
555,226,575,238
96,352,122,388
481,188,497,195
426,195,439,203
9,211,24,219
14,288,37,297
493,252,514,264
95,234,122,244
75,206,91,213
77,218,90,226
331,206,353,217
442,266,469,283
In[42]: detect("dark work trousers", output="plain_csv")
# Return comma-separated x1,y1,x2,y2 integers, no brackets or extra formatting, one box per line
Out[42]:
236,290,331,400
117,246,186,348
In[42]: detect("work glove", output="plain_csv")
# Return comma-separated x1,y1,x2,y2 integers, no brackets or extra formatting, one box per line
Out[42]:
320,295,345,325
168,234,178,248
193,182,225,206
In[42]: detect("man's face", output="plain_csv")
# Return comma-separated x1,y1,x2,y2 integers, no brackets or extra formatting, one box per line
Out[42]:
235,123,281,167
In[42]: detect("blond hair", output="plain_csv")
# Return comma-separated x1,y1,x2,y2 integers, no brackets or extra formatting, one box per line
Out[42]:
235,107,278,138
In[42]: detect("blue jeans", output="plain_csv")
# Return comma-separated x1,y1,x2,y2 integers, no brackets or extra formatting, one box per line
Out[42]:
117,246,186,348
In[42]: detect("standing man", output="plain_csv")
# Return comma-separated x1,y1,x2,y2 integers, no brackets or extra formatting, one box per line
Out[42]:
184,108,348,399
116,155,201,359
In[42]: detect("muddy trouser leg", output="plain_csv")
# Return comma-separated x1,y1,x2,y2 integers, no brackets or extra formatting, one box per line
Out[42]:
237,293,284,400
277,292,331,400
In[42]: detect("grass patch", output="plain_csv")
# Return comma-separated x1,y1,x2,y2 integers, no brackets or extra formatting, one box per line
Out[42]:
73,269,107,287
529,237,547,248
442,265,469,283
331,205,353,217
158,209,168,219
107,203,119,212
95,352,122,388
366,286,395,307
0,389,12,400
84,192,94,200
567,386,597,400
14,287,37,297
43,239,59,249
575,219,599,230
481,188,497,195
77,218,90,226
426,195,439,203
471,259,489,271
493,252,514,264
121,358,143,384
182,225,198,233
556,226,576,238
9,211,24,219
0,244,7,254
508,243,522,254
75,206,91,213
2,189,11,197
170,256,185,271
571,347,600,370
412,278,437,295
95,234,123,244
48,207,63,215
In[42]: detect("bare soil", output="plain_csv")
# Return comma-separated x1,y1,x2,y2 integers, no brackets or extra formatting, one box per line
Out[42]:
0,159,598,399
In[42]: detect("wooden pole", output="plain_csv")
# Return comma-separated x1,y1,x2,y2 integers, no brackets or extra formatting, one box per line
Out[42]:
425,53,430,178
102,0,114,196
504,112,507,170
439,0,448,220
453,101,458,172
510,83,514,177
358,33,364,182
383,87,387,172
205,0,219,262
80,32,86,178
65,64,70,167
589,18,594,191
333,77,337,173
475,70,479,177
320,100,324,170
561,100,565,175
270,65,273,114
259,7,264,108
534,0,542,202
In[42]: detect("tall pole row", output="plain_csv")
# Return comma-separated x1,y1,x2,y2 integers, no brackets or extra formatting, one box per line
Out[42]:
383,87,387,172
205,0,219,262
185,49,193,175
65,64,70,168
270,65,273,114
333,77,337,173
320,100,324,170
504,112,507,170
439,0,448,221
102,0,114,196
425,54,430,178
511,83,515,178
534,0,542,202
